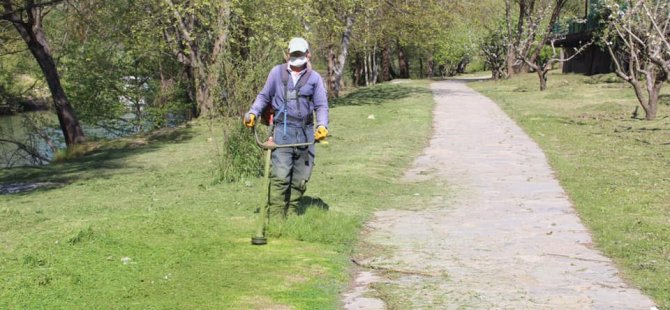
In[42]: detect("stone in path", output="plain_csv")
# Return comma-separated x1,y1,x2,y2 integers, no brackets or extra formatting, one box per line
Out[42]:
342,80,657,309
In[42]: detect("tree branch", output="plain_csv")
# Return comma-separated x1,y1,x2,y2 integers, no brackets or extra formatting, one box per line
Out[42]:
0,0,64,20
0,138,50,162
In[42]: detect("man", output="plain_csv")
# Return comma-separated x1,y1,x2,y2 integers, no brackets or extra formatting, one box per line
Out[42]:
243,37,329,220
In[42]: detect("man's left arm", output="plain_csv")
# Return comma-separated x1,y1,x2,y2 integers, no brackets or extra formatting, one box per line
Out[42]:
313,75,329,128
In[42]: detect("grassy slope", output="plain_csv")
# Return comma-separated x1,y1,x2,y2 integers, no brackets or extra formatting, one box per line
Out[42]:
470,72,670,308
0,81,434,309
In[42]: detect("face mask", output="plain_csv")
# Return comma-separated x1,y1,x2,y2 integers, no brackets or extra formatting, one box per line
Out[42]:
289,56,307,67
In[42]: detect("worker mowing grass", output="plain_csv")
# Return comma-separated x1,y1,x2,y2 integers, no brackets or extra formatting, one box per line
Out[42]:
244,37,329,230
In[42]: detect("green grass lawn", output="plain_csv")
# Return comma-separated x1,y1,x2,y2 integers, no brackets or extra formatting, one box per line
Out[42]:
0,81,434,309
470,71,670,308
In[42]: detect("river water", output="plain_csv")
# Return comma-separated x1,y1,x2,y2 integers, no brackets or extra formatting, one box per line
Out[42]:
1,111,184,168
0,112,63,167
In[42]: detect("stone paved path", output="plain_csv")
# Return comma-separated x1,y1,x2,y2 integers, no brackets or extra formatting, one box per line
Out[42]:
342,80,657,309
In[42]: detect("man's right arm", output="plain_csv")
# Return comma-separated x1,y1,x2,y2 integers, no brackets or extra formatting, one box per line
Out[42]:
249,66,278,116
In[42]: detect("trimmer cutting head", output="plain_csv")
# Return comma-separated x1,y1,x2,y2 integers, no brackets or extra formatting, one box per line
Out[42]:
251,236,267,245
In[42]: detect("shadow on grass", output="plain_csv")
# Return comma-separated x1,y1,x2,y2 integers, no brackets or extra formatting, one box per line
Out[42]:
331,83,430,106
297,196,330,215
0,126,195,194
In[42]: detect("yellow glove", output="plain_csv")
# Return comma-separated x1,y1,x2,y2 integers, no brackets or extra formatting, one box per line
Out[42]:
243,113,256,128
314,125,328,141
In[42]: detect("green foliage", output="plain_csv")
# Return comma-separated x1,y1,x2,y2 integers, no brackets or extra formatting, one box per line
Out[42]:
52,0,192,131
59,46,129,124
218,121,263,183
465,56,487,73
480,26,508,79
0,51,43,109
219,43,283,117
538,45,555,67
430,2,497,76
433,19,479,75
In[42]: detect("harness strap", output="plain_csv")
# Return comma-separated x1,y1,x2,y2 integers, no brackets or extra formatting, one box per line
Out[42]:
278,64,314,133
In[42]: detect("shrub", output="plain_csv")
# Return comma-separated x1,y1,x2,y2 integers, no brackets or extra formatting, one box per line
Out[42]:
218,121,263,183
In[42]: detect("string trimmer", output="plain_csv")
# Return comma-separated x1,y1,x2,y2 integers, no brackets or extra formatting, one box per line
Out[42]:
250,114,326,245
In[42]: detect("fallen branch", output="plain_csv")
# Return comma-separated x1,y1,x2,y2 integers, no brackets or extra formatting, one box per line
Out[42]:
351,258,443,277
544,252,610,263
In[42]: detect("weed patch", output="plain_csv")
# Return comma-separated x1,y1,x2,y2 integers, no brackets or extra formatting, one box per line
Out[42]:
217,121,263,183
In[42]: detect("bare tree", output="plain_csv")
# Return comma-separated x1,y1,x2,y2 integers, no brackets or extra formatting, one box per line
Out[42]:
505,0,595,90
512,0,575,91
636,1,670,81
1,0,86,146
505,0,534,77
602,0,668,120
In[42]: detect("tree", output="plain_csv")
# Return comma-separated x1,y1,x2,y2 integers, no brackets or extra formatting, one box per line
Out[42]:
602,0,668,120
505,0,531,77
481,29,508,80
515,0,568,90
1,0,85,146
506,0,594,90
311,0,361,98
433,17,479,77
160,0,231,118
349,1,384,86
54,0,167,134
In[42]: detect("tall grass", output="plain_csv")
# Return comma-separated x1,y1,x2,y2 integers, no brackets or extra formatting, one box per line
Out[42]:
217,121,263,183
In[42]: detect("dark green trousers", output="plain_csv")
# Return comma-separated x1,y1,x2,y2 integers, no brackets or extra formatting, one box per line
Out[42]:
269,125,315,220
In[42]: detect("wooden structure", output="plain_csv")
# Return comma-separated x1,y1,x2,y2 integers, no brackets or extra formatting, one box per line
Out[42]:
552,0,613,75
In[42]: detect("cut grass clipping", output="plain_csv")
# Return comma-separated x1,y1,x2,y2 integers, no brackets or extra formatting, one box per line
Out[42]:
0,81,434,309
470,71,670,308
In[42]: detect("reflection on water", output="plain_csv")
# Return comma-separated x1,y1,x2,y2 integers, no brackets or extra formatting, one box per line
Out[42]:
0,113,59,167
0,111,183,168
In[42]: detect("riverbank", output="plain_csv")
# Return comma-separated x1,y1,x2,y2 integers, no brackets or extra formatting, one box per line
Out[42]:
0,98,49,115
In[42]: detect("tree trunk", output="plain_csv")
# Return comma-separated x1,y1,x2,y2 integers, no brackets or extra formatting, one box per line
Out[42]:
427,56,434,79
329,14,354,98
195,74,214,117
506,50,516,77
631,76,662,120
353,54,362,86
363,51,369,86
457,57,469,74
327,44,336,97
371,44,379,84
646,76,663,120
183,66,197,119
505,0,516,78
381,41,391,82
397,43,409,78
7,10,85,146
646,96,659,120
419,58,424,79
537,69,547,91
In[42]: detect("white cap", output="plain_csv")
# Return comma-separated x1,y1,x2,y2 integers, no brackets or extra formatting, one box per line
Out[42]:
288,37,309,53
